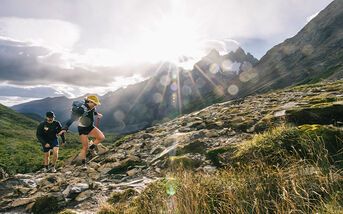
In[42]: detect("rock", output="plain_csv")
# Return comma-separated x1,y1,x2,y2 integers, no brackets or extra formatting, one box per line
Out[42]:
274,110,286,117
127,169,138,176
75,190,92,202
203,165,216,174
205,130,219,138
16,186,31,194
0,168,8,179
142,133,153,139
30,193,64,214
12,197,36,207
176,139,207,155
63,183,89,198
150,146,164,155
71,183,89,193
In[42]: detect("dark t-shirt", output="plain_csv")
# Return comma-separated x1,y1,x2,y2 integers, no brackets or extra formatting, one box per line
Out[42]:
36,120,65,146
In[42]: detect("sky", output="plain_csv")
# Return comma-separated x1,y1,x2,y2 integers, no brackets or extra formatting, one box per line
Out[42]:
0,0,334,106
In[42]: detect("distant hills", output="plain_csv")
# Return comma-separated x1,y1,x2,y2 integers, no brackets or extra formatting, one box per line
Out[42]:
12,47,258,134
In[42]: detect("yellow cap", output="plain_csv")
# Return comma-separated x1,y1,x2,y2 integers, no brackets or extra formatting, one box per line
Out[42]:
84,95,101,105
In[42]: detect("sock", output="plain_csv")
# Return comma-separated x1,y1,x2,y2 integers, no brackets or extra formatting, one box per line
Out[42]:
89,144,95,150
51,164,55,168
45,165,49,170
82,159,86,165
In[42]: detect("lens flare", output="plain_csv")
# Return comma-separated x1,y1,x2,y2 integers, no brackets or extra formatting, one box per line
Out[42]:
114,110,125,121
153,93,163,103
166,177,178,196
182,85,192,96
209,63,220,74
222,59,232,72
301,45,313,56
170,83,178,91
227,84,239,95
160,75,171,86
239,69,258,82
241,61,252,72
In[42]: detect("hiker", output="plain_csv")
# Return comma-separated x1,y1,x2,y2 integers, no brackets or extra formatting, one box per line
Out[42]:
36,111,66,172
59,95,105,167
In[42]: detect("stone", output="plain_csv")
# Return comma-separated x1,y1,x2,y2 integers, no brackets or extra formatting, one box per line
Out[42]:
12,197,36,207
75,190,92,202
203,165,216,174
205,130,219,138
127,168,138,176
30,193,64,214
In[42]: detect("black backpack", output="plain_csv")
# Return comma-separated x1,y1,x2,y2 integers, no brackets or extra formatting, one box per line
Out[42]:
71,100,88,116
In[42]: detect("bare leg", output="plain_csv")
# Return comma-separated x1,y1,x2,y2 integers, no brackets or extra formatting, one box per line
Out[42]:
44,151,50,166
52,147,59,165
80,134,89,159
89,127,105,146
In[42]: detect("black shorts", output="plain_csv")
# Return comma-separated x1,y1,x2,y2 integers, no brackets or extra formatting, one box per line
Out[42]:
42,139,59,153
78,125,95,135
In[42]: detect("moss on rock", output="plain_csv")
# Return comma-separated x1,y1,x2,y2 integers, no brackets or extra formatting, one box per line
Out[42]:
286,103,343,125
206,145,235,167
167,156,195,169
107,188,138,204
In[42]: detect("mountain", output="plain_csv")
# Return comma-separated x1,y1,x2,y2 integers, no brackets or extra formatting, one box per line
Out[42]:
2,80,343,213
231,0,343,97
11,48,258,134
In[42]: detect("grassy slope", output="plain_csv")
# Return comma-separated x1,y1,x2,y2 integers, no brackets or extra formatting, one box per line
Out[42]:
0,104,121,174
96,81,343,214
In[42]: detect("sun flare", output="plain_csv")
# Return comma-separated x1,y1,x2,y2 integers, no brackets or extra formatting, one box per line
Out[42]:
138,14,202,63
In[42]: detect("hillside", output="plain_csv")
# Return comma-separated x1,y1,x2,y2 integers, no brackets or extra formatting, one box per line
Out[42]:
231,0,343,97
1,80,343,213
0,103,120,177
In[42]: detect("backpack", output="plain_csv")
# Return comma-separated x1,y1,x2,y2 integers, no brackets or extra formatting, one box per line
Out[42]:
71,100,88,116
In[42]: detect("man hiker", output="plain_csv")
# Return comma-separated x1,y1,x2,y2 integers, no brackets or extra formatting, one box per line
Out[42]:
36,111,66,172
59,95,105,168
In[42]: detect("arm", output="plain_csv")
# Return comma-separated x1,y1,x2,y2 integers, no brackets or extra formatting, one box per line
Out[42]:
56,122,66,144
94,111,103,118
36,123,47,147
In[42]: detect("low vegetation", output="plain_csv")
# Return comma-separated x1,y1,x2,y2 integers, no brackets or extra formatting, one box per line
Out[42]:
99,124,343,213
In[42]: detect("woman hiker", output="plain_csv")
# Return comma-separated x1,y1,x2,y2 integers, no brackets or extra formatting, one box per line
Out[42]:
59,95,105,167
36,111,66,172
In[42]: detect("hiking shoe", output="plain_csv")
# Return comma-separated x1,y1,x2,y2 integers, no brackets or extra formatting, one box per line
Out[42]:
82,164,88,170
43,168,49,173
51,166,57,173
89,148,98,156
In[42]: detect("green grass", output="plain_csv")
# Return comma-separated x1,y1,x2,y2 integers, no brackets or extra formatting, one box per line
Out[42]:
0,104,120,175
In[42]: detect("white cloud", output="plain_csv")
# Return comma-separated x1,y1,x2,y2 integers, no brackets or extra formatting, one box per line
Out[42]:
0,17,80,51
0,96,41,107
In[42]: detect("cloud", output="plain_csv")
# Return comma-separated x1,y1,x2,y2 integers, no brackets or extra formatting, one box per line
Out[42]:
0,96,41,107
0,17,80,51
0,37,156,87
0,84,62,98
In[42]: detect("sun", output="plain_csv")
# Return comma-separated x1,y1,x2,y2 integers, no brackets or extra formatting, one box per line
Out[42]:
138,14,202,64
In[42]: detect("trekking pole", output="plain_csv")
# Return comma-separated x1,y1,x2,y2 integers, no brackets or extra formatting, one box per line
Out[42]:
96,117,100,128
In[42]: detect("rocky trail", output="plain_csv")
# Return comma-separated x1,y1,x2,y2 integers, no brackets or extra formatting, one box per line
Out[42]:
1,81,343,213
